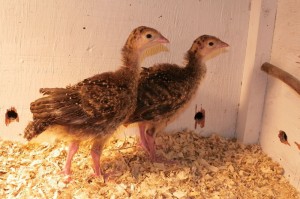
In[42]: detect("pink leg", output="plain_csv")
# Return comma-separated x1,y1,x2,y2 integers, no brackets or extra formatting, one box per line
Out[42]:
91,139,118,182
139,124,174,163
138,123,150,153
61,141,79,182
145,127,157,161
145,127,175,164
138,124,160,161
91,141,102,177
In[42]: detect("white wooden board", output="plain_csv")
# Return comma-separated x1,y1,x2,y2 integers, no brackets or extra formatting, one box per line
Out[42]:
0,0,250,142
260,0,300,191
236,0,277,144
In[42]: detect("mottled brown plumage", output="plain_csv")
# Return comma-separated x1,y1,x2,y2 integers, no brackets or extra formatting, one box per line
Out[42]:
24,26,169,180
125,35,229,162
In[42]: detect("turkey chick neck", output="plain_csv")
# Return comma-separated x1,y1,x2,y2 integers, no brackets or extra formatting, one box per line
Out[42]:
184,49,207,79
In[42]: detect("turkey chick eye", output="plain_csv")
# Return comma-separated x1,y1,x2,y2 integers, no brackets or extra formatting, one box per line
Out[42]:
146,34,152,39
208,42,214,46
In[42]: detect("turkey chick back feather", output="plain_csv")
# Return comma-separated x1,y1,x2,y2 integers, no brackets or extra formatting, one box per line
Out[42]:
129,63,201,123
30,71,132,136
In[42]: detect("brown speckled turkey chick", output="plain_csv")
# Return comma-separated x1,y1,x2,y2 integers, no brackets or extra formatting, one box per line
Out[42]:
125,35,229,162
24,26,169,180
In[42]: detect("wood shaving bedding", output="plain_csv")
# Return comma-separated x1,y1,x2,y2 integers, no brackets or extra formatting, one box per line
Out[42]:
0,130,299,199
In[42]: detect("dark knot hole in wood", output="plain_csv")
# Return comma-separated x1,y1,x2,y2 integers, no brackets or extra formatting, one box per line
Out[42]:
194,105,205,129
278,130,290,146
5,107,19,126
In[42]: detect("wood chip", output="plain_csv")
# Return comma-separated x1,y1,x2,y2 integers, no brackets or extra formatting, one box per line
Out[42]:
173,190,187,198
0,130,299,198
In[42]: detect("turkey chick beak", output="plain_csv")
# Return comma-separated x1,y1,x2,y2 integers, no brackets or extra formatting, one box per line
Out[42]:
156,35,170,44
219,41,229,48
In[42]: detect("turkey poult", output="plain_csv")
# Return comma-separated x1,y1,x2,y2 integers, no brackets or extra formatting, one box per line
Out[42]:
24,26,169,181
125,35,229,162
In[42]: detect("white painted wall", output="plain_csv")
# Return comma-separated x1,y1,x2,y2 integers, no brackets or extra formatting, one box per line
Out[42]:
0,0,250,142
260,0,300,191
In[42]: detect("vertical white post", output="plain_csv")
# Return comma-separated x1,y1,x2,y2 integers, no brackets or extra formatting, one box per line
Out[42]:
236,0,277,144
